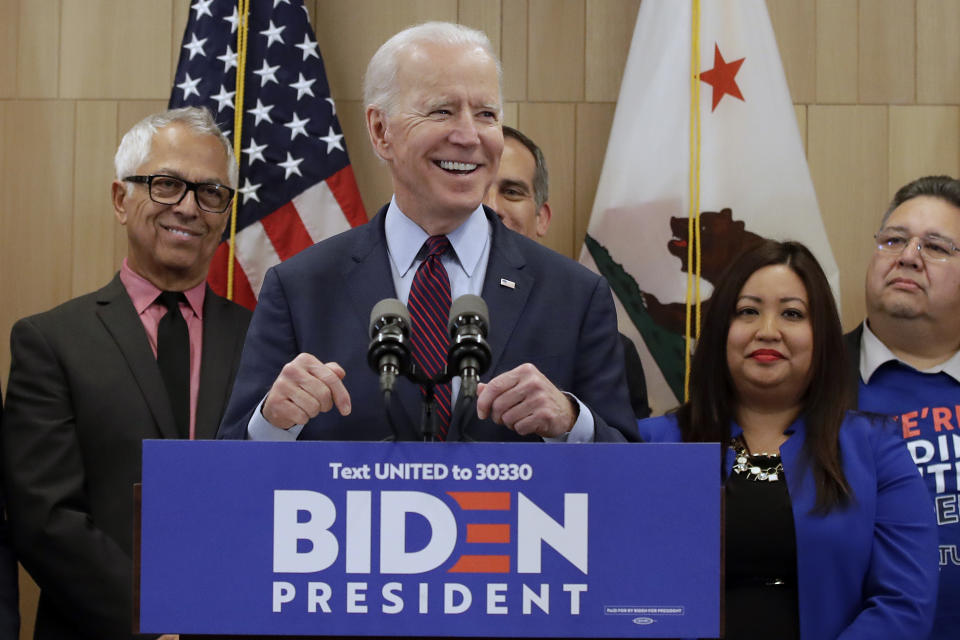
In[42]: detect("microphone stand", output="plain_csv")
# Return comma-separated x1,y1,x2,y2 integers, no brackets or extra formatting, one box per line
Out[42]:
419,380,440,442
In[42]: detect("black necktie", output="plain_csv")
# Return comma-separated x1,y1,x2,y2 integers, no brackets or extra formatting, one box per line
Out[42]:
408,236,453,439
156,291,190,439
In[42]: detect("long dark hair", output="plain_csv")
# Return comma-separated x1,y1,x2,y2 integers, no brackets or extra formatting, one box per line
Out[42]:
676,240,852,512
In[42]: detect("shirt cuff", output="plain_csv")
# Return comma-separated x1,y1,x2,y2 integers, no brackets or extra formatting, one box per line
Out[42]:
543,394,594,443
247,397,306,441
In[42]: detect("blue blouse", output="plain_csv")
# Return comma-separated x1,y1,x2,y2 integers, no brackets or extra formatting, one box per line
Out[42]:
637,411,938,639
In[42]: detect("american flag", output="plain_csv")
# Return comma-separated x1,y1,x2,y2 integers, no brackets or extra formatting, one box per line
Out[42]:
169,0,367,309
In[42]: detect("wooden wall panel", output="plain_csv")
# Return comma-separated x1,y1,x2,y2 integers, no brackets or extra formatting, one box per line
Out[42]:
73,101,120,297
17,0,59,98
917,0,960,105
585,0,640,102
889,106,960,189
0,101,76,383
60,0,173,99
517,102,576,256
458,0,501,52
859,0,915,104
815,0,858,103
315,0,458,103
766,0,815,104
0,0,17,98
172,0,192,80
528,0,584,102
501,0,528,101
502,102,519,128
808,106,889,329
575,102,615,251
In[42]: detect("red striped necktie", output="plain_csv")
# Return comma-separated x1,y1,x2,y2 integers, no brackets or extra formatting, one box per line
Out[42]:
408,235,452,439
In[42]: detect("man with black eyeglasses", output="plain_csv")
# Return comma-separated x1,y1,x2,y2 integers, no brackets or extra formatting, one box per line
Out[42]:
1,107,250,639
844,174,960,639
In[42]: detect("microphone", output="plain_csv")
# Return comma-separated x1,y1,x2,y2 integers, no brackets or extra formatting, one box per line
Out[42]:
367,298,412,402
447,294,491,399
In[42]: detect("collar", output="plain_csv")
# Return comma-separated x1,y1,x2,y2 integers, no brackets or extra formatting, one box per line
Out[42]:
119,258,206,318
384,197,490,278
860,320,960,382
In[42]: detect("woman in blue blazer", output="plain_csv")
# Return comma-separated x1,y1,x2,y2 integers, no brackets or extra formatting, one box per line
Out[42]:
638,240,937,639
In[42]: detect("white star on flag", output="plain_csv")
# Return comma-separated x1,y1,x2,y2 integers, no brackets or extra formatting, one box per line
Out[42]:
176,73,202,99
210,85,235,112
217,45,238,72
240,178,262,204
169,0,368,310
242,138,268,165
183,33,208,60
284,112,310,140
223,6,239,33
260,20,286,48
247,99,274,125
290,73,316,100
278,152,304,179
295,34,319,61
191,0,213,19
325,97,336,115
252,60,280,86
319,126,344,153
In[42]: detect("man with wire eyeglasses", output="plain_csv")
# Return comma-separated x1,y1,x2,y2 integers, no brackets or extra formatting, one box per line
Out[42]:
1,107,251,639
844,174,960,639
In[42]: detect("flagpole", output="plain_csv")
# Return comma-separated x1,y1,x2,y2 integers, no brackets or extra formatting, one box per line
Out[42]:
683,0,702,401
226,0,251,301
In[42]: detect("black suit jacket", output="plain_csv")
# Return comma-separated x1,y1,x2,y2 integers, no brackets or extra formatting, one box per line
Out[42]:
0,389,20,638
219,206,638,443
844,324,865,405
1,274,250,639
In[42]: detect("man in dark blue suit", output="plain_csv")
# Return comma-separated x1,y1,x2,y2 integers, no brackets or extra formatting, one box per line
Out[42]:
218,21,637,444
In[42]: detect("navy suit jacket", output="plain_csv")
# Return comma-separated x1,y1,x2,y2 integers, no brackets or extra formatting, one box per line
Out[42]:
219,205,638,443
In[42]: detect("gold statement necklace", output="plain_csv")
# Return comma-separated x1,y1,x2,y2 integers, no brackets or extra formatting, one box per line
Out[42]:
730,435,784,482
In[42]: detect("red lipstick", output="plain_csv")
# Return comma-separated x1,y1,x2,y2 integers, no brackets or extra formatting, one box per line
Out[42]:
749,349,784,362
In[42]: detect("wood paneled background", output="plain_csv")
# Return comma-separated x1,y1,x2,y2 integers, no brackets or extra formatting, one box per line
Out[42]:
1,0,959,635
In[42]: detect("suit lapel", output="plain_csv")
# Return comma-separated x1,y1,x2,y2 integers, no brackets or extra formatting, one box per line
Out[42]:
195,290,245,439
95,274,178,439
448,212,533,441
345,206,422,440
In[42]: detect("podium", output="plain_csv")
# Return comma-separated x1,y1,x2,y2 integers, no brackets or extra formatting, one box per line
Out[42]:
138,440,721,638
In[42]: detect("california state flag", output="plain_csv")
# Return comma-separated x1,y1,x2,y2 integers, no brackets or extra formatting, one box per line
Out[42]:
580,0,838,414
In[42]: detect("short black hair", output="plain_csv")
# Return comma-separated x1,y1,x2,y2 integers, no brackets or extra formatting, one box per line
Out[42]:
881,175,960,226
502,126,549,210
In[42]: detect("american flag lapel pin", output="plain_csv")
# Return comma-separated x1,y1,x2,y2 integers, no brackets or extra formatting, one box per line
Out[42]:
500,278,516,289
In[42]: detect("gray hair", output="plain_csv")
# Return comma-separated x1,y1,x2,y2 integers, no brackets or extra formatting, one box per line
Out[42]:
363,21,502,116
503,126,549,210
114,106,239,192
881,175,960,226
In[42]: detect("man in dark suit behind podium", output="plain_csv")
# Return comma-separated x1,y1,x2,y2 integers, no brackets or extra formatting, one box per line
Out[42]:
218,22,637,444
1,107,251,639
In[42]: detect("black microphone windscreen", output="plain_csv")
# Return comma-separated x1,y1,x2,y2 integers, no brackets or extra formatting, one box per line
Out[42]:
447,294,489,335
369,298,410,337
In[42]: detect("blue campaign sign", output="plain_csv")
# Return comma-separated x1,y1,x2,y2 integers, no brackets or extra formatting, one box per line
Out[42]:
140,441,720,637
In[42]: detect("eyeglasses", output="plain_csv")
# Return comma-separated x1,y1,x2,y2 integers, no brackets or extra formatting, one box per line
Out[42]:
874,229,960,262
123,174,235,213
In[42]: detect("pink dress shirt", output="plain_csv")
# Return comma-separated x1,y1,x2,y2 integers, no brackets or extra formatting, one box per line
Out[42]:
119,259,205,438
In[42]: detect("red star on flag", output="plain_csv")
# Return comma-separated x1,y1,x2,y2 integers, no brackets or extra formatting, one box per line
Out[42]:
699,44,745,111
